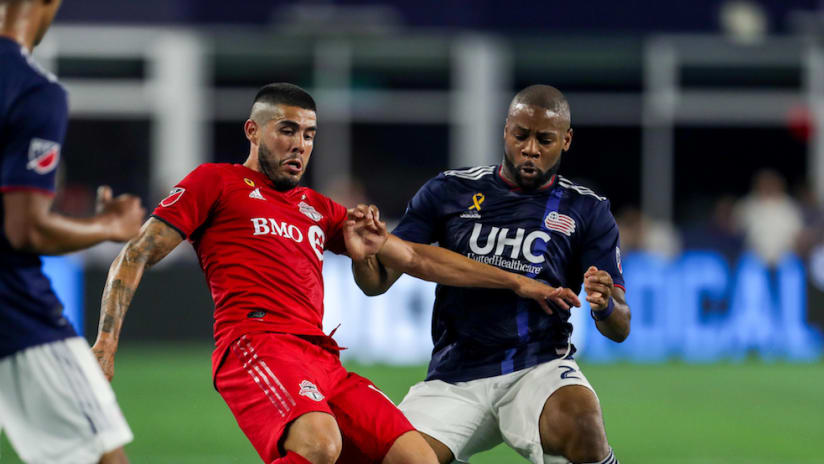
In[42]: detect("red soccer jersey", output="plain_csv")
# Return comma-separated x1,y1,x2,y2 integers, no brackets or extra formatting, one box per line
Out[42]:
151,163,348,378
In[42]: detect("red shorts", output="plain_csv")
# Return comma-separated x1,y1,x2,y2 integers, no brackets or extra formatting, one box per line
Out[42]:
215,332,415,463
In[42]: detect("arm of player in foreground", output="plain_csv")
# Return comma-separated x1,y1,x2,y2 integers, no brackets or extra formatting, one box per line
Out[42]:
377,235,580,313
91,217,184,380
2,186,144,255
345,205,579,314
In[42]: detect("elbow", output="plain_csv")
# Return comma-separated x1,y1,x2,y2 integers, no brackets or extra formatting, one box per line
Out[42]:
354,278,389,297
611,327,630,343
361,286,388,297
611,313,631,343
5,224,48,254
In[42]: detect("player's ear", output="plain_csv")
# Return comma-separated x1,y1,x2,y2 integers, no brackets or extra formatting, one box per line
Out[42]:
244,119,258,144
563,128,573,152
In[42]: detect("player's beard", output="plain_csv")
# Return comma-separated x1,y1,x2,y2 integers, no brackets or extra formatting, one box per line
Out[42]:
503,155,560,191
258,143,300,191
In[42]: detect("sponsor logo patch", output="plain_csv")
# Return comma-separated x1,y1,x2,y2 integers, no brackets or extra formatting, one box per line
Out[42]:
543,211,576,236
160,187,185,207
26,138,60,174
299,380,324,401
298,201,323,222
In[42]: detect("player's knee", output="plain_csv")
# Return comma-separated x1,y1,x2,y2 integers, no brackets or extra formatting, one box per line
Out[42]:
296,433,341,464
563,412,609,463
283,413,342,464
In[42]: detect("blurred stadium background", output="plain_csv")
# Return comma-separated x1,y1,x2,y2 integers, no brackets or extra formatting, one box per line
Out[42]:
3,0,824,462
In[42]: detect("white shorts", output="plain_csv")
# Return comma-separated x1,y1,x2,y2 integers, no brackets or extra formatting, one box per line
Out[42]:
399,358,596,464
0,337,133,464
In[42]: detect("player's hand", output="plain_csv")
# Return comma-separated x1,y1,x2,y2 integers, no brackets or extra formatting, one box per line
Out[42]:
584,265,613,311
515,276,580,315
91,340,116,382
96,185,145,242
344,204,388,261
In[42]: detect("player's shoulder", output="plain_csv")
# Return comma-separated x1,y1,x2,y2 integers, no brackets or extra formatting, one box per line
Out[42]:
1,41,64,96
427,165,497,192
191,162,234,176
556,175,608,203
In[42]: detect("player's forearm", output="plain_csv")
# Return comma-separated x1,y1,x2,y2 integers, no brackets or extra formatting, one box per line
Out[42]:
378,235,523,291
19,212,115,255
94,218,183,348
594,297,631,342
95,243,148,348
351,256,392,296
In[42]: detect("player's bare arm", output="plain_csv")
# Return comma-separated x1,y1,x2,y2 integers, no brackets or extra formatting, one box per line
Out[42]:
584,265,631,342
92,217,183,380
348,204,580,314
2,185,144,255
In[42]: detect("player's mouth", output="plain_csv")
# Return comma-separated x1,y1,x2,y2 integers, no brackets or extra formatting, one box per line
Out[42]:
282,158,303,175
519,164,540,177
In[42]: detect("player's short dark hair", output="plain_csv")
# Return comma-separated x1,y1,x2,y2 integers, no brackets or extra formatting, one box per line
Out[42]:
252,83,316,113
509,84,571,123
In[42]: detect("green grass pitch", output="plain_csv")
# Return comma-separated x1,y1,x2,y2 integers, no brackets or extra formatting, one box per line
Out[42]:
1,344,821,463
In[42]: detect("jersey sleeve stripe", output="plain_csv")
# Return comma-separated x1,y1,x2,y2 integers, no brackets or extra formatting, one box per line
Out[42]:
150,214,187,240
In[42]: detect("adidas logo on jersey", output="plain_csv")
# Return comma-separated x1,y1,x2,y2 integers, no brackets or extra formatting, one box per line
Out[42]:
249,188,265,200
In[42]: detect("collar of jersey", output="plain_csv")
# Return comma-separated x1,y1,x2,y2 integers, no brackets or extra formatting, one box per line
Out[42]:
236,163,300,194
496,165,557,193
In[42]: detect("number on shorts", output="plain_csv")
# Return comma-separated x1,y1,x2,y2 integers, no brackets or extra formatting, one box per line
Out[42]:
560,365,580,380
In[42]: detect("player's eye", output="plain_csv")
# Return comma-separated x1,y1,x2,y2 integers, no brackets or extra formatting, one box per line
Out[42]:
515,134,528,141
281,128,295,135
304,133,315,141
539,138,552,145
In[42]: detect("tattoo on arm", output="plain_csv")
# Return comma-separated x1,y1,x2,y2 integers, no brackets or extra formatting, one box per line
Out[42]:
97,218,183,341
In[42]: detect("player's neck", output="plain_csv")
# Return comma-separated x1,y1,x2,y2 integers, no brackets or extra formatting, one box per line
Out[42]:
242,153,261,173
0,4,39,52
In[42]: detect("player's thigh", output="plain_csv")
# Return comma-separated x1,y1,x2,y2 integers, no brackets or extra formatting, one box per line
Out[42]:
397,377,501,463
0,337,132,464
216,333,338,462
539,385,607,460
325,372,417,463
381,430,439,464
496,359,600,464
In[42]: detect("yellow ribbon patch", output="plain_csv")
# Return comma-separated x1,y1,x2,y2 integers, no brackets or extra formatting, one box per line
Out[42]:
469,193,485,210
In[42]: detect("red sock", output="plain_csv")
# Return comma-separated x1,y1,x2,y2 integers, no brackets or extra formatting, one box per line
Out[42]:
271,451,312,464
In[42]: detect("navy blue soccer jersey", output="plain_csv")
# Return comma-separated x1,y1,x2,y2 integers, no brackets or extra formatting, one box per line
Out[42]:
0,37,74,358
393,165,625,383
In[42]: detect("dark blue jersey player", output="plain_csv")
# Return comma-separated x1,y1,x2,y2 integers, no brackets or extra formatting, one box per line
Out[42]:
0,1,144,463
353,85,631,464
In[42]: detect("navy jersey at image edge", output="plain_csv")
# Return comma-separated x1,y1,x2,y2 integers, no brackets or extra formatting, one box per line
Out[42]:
393,165,624,383
0,37,75,359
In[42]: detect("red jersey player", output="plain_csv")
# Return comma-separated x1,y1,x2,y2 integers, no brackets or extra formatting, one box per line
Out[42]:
91,83,580,464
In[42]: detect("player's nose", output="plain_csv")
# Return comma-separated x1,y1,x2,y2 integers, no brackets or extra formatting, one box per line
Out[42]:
522,138,540,158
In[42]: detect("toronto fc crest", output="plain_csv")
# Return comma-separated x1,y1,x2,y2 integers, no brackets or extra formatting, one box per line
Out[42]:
299,380,324,401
